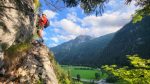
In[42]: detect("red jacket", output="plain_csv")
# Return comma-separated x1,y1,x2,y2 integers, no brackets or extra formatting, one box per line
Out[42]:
39,16,47,27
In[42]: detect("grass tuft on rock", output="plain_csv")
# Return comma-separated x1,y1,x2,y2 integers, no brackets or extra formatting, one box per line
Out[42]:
4,42,32,71
5,43,31,57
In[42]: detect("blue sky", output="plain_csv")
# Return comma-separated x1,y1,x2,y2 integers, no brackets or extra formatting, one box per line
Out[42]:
39,0,137,47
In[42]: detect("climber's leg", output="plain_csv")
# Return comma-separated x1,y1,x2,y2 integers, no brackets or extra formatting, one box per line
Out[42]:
37,29,44,42
37,29,42,38
37,25,44,43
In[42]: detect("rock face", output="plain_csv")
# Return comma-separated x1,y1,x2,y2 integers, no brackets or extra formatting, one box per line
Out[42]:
0,0,34,68
0,45,58,84
0,0,34,49
0,0,59,83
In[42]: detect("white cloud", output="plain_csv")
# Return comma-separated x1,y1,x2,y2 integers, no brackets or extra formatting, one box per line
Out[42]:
81,11,132,34
53,28,61,33
52,5,136,37
66,12,82,23
51,35,76,42
43,10,57,19
50,34,76,44
78,1,137,37
44,0,138,47
57,35,76,41
51,37,59,43
46,35,76,47
60,19,89,35
53,18,88,35
48,43,58,47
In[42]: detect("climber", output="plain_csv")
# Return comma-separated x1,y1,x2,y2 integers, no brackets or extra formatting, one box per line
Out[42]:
36,13,48,43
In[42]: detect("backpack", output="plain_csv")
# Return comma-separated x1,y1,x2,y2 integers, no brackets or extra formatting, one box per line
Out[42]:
44,19,50,28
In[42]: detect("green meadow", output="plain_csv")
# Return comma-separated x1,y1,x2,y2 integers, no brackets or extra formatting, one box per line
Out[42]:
61,65,108,80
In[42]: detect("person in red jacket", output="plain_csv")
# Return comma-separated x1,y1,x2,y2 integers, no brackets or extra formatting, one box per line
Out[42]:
37,14,48,43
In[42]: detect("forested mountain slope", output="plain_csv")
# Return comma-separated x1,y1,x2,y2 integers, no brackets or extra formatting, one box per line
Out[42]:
51,34,115,66
97,16,150,66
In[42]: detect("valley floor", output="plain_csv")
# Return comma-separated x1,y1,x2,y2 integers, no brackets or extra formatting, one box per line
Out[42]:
61,65,109,84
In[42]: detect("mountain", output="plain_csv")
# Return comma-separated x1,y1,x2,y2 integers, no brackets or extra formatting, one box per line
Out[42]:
96,16,150,66
74,35,93,43
52,16,150,67
52,35,93,51
51,33,115,66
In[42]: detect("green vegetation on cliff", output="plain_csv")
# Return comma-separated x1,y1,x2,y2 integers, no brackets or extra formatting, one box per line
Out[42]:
49,52,71,84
